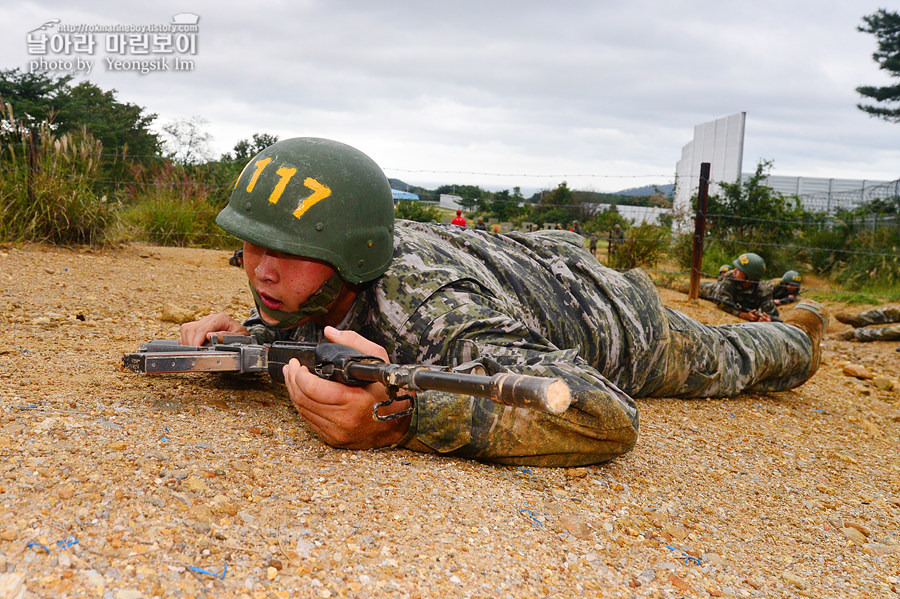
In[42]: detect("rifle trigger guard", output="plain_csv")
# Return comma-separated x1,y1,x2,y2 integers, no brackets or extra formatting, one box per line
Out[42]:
372,386,415,422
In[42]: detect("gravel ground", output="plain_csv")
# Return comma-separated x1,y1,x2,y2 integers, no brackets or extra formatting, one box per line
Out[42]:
0,242,898,599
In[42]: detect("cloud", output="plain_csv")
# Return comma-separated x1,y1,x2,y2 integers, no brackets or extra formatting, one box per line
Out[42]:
1,0,896,192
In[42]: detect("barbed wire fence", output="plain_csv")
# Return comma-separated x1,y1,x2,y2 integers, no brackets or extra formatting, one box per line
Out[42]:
680,163,899,295
1,143,898,295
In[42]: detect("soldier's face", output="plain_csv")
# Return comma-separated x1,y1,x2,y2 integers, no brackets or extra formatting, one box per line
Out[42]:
733,269,754,288
242,242,335,324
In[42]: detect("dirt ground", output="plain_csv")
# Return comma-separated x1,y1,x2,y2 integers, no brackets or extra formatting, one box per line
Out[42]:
0,242,898,599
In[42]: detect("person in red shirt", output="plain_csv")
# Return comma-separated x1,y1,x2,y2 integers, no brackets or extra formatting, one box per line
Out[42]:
451,210,467,227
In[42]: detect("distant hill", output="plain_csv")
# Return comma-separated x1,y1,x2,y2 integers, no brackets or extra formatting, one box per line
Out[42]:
388,178,413,191
389,178,675,205
615,184,674,198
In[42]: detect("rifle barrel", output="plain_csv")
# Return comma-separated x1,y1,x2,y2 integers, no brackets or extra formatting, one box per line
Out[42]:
346,363,571,414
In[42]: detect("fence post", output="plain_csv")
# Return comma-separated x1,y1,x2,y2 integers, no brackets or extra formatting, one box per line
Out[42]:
688,162,710,300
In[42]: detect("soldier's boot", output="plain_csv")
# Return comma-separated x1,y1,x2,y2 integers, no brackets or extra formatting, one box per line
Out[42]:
782,300,829,383
834,311,862,328
836,328,857,341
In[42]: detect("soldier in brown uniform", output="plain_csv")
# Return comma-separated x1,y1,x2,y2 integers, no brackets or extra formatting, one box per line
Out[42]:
180,138,828,467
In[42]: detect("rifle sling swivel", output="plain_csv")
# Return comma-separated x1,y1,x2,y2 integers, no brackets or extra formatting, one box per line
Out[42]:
372,387,416,422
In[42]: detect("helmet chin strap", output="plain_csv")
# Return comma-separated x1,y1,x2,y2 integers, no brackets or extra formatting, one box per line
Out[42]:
249,272,344,330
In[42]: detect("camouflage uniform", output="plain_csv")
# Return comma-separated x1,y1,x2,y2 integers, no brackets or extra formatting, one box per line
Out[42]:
245,221,814,467
608,227,624,258
839,305,900,341
772,282,801,306
700,276,780,320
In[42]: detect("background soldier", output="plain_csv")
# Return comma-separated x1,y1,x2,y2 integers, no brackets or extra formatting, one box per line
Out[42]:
179,138,827,467
608,224,624,260
773,270,803,306
700,252,780,322
228,249,244,268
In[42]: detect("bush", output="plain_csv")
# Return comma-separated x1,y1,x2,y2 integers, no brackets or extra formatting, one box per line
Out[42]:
116,161,231,247
0,125,114,245
609,223,670,270
830,228,900,293
395,200,440,223
668,232,694,272
668,233,741,277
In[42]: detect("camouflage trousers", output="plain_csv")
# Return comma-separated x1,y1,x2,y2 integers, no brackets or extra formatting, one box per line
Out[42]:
844,305,900,341
847,305,900,326
846,324,900,341
643,307,814,398
619,277,812,397
842,306,900,341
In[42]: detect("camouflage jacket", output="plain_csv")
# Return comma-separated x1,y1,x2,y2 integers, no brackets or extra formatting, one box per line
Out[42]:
700,275,779,319
772,282,801,305
243,221,659,467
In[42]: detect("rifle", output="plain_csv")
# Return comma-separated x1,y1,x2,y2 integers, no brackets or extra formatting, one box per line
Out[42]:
704,297,783,323
123,335,572,420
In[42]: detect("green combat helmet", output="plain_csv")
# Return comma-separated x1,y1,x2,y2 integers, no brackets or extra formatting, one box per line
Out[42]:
733,252,766,282
216,137,394,285
719,264,731,276
782,270,802,286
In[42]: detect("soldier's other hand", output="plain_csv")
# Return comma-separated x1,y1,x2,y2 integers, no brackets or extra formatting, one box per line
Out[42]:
756,312,772,322
322,326,390,363
179,312,250,346
283,326,411,450
739,311,760,322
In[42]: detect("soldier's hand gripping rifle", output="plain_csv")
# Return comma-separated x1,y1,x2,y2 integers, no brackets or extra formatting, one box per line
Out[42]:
707,297,783,323
123,335,572,420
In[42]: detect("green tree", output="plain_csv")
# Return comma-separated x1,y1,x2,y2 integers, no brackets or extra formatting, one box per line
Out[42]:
0,71,158,156
532,181,580,226
226,132,279,162
856,9,900,122
434,184,485,210
586,204,629,234
707,160,802,240
484,189,525,221
64,81,160,191
64,81,159,156
541,181,574,207
0,68,74,131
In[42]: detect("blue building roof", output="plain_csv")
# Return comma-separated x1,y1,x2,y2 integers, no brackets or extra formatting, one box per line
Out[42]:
391,189,420,201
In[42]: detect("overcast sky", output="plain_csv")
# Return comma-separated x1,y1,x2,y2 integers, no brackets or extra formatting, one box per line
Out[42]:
2,0,897,194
